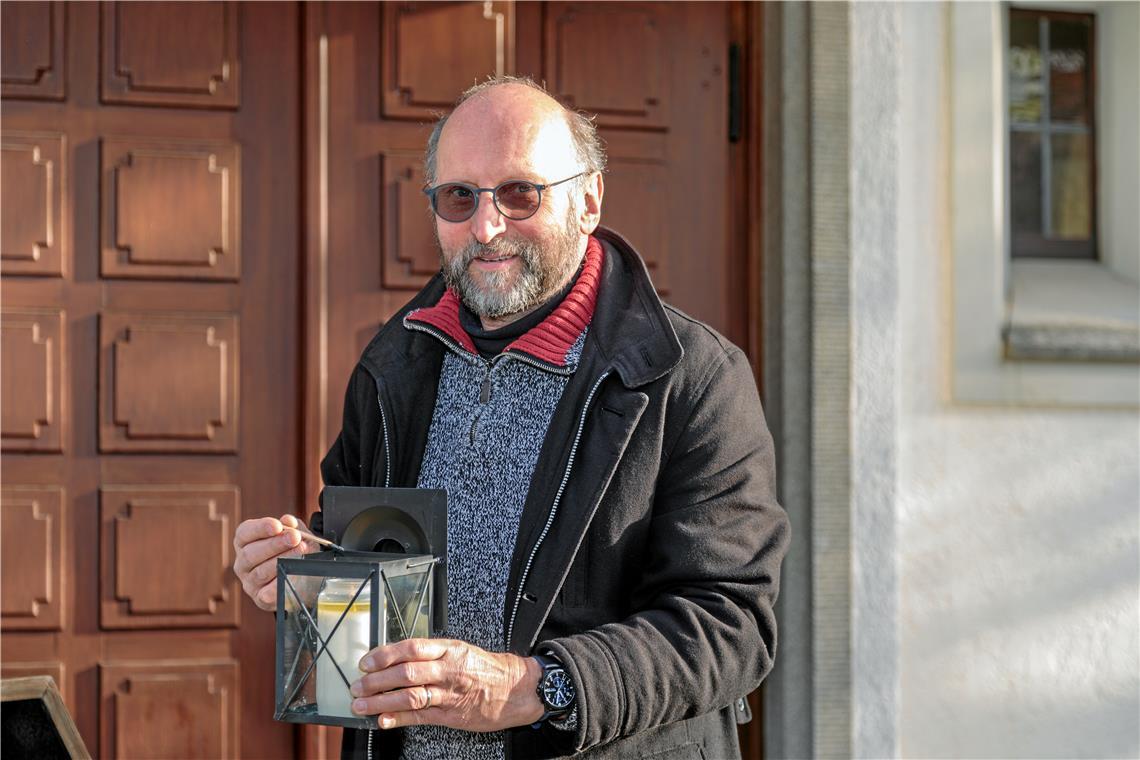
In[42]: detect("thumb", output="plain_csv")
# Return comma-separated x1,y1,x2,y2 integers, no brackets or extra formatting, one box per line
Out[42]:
280,513,301,529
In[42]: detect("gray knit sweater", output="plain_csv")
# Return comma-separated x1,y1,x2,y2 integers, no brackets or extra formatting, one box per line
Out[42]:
399,330,587,760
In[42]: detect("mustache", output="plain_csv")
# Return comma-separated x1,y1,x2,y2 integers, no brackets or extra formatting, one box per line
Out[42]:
456,237,538,266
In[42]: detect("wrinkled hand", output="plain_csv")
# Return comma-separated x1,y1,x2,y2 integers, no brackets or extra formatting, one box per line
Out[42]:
232,514,319,611
349,638,543,732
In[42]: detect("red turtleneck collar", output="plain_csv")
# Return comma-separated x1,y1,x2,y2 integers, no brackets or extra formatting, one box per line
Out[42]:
405,235,603,368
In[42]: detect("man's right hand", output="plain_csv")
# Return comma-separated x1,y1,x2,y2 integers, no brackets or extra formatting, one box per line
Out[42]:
233,514,319,611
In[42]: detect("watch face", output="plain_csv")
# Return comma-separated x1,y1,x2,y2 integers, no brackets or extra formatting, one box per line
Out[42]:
541,668,576,710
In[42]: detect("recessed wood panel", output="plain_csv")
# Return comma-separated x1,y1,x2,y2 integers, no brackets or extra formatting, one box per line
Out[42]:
601,159,670,294
1,487,64,631
1,308,65,452
1,132,65,277
101,487,238,629
0,661,66,699
0,1,66,101
381,1,513,120
382,152,439,289
545,3,668,130
100,312,239,453
101,1,239,109
100,659,238,758
102,138,240,280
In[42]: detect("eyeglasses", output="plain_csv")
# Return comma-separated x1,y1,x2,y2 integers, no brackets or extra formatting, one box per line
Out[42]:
423,172,586,223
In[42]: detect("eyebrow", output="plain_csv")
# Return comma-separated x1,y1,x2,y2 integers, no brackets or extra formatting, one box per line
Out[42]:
435,175,549,187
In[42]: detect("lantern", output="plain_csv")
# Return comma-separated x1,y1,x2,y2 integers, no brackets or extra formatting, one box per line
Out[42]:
274,488,447,729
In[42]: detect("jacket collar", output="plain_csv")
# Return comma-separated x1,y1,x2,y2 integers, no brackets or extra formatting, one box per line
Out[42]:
588,225,683,388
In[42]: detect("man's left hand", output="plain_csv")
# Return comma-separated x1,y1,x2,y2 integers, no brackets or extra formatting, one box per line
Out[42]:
350,638,544,731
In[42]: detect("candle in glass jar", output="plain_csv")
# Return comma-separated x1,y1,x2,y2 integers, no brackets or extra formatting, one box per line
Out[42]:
316,578,378,718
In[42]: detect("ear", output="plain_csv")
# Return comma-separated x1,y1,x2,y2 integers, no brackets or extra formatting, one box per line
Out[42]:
577,172,604,234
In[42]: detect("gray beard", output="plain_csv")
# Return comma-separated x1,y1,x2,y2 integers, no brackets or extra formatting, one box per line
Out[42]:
439,213,582,320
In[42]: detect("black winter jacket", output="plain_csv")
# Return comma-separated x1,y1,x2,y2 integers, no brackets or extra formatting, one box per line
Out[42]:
318,228,790,759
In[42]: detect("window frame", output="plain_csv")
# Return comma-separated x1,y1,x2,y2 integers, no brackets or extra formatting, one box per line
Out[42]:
1007,7,1099,260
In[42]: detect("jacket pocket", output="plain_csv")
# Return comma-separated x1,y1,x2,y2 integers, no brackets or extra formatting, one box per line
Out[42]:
559,536,590,608
643,742,706,760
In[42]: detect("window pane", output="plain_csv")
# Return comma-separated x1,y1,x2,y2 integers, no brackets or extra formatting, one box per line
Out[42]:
1051,132,1091,239
1009,13,1044,124
1011,131,1043,236
1049,17,1092,124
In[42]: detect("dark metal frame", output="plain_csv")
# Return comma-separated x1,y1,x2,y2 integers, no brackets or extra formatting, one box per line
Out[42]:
274,551,437,730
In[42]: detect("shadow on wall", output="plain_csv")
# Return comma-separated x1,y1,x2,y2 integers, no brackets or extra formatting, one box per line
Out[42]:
900,411,1140,759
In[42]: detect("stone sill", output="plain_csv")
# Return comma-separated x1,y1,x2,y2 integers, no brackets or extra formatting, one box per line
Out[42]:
1005,259,1140,363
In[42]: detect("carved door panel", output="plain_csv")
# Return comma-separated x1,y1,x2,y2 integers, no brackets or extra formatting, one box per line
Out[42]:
2,3,298,757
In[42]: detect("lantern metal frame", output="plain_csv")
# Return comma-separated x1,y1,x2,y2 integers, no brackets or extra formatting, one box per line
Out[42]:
273,550,438,729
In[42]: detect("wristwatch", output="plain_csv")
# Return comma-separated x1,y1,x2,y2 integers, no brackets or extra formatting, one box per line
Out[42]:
532,653,576,727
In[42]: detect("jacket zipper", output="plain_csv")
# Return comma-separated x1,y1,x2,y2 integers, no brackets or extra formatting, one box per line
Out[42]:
504,370,611,648
368,389,391,760
405,318,603,646
376,390,391,489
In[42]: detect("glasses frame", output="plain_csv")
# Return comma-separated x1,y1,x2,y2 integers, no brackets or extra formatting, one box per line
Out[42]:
423,172,587,223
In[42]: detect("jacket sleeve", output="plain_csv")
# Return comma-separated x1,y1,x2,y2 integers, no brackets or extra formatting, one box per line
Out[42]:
539,347,790,752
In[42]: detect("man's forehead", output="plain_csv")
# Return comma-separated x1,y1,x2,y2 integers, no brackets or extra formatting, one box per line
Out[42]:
435,88,579,181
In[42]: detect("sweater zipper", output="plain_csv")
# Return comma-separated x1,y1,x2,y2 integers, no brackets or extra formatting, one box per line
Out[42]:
404,320,576,377
504,370,611,648
405,319,578,446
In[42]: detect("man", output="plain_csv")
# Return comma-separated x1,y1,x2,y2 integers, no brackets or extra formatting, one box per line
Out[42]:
233,76,789,759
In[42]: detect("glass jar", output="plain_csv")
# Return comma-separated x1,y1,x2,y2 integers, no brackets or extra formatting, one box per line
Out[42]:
315,577,379,718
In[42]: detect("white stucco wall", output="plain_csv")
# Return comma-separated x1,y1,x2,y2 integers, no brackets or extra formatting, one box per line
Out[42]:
891,4,1140,758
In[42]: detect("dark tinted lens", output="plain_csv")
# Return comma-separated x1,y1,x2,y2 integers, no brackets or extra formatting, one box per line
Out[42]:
435,183,477,221
494,181,540,218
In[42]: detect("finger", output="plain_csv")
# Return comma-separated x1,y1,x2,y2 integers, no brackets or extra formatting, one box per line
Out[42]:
280,514,303,529
255,579,278,609
246,555,284,588
351,686,441,720
234,531,304,575
373,706,446,730
234,517,285,550
352,661,442,697
359,638,451,672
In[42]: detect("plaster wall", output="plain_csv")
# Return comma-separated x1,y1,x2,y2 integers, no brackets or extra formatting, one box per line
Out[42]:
893,4,1140,757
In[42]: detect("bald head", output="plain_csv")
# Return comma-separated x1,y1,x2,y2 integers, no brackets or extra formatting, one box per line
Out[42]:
423,76,606,186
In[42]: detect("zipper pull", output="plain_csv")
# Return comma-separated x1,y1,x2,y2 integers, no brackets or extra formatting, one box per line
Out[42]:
479,372,492,404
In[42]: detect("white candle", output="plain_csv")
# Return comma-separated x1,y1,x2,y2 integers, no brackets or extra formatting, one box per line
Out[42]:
316,579,378,718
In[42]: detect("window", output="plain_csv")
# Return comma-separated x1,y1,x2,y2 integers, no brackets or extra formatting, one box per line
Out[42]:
949,2,1138,406
1008,9,1096,259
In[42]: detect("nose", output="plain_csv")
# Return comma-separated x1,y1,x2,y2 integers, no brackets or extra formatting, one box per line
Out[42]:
469,189,507,244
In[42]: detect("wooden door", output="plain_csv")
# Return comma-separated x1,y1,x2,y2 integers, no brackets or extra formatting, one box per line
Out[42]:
303,2,758,757
307,0,746,453
1,2,299,757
